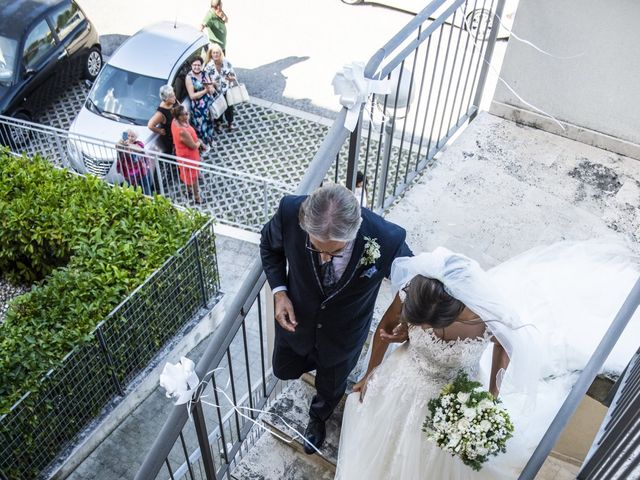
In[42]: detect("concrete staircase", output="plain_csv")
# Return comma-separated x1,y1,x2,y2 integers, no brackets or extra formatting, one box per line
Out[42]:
231,378,339,479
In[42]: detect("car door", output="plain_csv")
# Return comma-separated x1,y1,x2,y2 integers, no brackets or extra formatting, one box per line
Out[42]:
48,0,89,81
18,17,69,118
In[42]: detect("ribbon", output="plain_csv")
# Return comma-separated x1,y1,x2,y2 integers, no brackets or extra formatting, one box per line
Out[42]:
160,356,200,405
159,357,324,455
332,62,392,132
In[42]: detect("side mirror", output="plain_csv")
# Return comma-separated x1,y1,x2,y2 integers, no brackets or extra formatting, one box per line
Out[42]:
84,79,94,88
24,67,37,78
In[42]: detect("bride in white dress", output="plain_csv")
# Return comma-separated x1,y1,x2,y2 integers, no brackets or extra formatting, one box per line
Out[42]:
335,241,639,480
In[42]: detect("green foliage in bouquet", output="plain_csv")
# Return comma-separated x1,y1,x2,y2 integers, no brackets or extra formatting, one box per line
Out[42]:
422,371,515,471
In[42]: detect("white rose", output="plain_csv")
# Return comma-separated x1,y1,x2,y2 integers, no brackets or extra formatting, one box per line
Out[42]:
447,433,461,448
476,446,489,456
480,420,492,432
463,406,477,420
478,399,494,411
457,391,470,404
457,418,471,432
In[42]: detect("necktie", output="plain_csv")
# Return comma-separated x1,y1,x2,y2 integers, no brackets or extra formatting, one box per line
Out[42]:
319,259,337,294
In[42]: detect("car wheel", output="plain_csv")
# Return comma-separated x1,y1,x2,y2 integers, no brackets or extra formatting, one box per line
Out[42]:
464,8,494,41
84,47,103,80
1,112,33,149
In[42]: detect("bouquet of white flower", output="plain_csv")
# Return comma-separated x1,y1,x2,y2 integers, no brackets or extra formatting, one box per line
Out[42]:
422,371,514,471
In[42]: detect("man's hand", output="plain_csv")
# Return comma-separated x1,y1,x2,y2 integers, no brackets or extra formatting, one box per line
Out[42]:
274,291,297,332
379,322,409,344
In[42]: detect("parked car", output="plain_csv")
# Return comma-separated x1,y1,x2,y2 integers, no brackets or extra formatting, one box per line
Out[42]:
67,22,209,184
0,0,101,126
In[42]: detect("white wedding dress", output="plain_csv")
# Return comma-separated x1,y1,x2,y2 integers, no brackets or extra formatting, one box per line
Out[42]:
335,240,640,480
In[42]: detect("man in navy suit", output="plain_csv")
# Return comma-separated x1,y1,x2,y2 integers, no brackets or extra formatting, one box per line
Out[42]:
260,184,412,453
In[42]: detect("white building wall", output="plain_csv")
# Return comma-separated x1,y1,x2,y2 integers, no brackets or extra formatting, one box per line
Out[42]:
491,0,640,158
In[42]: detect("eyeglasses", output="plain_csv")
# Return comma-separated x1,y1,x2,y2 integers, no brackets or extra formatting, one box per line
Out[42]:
305,238,345,258
305,244,344,258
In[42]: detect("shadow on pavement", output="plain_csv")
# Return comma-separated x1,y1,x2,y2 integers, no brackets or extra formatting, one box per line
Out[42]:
236,56,339,120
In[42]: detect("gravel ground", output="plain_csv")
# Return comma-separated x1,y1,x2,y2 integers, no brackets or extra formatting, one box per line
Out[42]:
0,278,30,324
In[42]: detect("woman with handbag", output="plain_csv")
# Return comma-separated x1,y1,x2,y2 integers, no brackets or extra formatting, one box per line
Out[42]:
170,105,206,204
185,56,216,149
205,43,238,132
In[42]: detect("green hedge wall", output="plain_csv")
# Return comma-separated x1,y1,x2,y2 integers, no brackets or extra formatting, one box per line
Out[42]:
0,150,207,414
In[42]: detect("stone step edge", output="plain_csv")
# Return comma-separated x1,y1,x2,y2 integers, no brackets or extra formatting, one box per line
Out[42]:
260,416,338,473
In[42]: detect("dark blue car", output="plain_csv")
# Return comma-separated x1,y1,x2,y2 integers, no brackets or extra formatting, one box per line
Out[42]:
0,0,101,125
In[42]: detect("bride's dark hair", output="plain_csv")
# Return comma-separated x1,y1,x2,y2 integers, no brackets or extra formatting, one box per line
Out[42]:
402,275,465,328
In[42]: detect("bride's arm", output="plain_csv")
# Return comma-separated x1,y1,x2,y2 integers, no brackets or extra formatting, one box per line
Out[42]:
353,293,403,399
489,336,510,398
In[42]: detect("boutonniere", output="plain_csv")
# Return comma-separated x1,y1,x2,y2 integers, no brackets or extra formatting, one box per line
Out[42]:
360,236,381,267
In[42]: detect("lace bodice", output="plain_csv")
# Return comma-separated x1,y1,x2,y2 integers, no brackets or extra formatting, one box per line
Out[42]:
407,326,492,385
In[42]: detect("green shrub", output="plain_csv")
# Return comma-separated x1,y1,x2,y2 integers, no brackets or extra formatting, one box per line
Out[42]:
0,150,208,413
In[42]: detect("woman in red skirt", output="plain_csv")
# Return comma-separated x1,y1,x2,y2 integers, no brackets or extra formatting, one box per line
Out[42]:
171,104,206,204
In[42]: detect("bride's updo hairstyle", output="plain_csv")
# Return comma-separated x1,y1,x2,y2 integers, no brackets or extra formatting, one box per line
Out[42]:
403,275,465,328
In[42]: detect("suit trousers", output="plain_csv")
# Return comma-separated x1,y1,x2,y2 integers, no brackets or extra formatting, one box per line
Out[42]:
273,341,361,421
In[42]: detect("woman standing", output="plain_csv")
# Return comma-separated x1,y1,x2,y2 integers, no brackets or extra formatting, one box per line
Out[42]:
147,85,177,154
171,104,205,204
185,56,216,149
204,42,237,132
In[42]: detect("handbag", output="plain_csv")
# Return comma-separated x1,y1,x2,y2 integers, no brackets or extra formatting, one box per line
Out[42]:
209,94,228,119
225,80,250,106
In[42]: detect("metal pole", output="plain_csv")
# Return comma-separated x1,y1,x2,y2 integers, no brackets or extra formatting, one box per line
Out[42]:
469,0,505,120
95,327,125,396
263,180,268,222
193,235,209,307
376,119,394,212
264,283,276,371
519,277,640,479
192,400,217,480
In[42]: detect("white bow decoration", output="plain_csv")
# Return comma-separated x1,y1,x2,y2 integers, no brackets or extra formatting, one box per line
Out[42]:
332,62,391,132
159,356,200,405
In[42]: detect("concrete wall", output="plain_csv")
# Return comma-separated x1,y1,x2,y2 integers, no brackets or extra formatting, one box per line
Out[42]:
491,0,640,159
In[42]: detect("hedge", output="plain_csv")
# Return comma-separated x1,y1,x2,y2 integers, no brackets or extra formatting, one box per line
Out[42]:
0,150,208,414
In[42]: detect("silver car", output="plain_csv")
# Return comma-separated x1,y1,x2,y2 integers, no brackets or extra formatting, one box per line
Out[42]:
67,21,209,183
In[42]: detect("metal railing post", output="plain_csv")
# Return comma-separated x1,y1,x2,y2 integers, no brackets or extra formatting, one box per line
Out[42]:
192,400,217,480
193,235,209,307
346,121,362,191
95,327,125,396
470,0,506,120
263,180,269,222
264,283,276,371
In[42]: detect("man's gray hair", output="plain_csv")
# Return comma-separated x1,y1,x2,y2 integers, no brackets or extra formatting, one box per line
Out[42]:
159,85,175,102
299,184,362,242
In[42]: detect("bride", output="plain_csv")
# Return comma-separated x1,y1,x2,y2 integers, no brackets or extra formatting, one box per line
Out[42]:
334,241,639,479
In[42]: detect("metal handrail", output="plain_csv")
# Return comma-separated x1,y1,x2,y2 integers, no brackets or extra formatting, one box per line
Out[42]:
518,277,640,479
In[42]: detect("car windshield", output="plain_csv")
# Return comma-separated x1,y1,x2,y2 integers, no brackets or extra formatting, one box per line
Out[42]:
0,36,18,86
86,64,165,125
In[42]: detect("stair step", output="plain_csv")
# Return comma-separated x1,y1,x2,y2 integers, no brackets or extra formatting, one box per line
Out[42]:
230,430,335,480
261,380,344,467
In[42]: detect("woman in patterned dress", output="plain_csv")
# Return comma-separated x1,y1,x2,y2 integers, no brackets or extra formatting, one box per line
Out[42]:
204,42,237,132
185,56,216,148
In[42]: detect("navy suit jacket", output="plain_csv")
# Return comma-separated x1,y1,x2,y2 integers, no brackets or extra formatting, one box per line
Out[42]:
260,195,412,368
